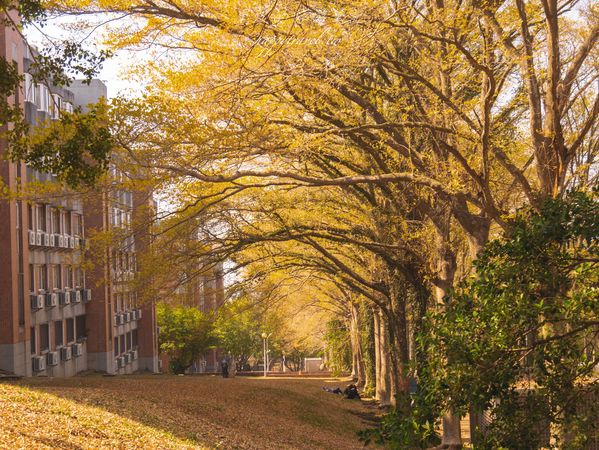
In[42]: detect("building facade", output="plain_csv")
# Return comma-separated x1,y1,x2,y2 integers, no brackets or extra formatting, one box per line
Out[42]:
0,19,158,376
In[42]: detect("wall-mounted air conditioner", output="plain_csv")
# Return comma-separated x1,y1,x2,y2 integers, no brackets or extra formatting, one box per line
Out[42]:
46,351,59,366
61,346,72,361
137,309,142,320
35,231,42,246
45,292,58,307
69,236,75,249
32,355,46,372
43,232,50,246
58,235,64,247
30,294,43,310
131,350,138,361
28,230,36,246
82,289,92,302
73,290,81,303
72,343,83,357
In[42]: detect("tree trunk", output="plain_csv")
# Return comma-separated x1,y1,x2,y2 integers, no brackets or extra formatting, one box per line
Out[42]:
349,302,366,387
431,212,462,448
374,306,391,406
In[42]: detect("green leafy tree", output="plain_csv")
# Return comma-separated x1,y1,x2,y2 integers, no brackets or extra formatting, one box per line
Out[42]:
156,303,216,374
0,1,112,188
370,190,598,448
213,298,262,372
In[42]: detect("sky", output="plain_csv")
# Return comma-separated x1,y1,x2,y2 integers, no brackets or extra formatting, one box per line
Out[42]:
24,16,140,99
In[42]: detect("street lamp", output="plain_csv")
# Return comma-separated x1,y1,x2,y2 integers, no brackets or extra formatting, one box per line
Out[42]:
261,332,270,377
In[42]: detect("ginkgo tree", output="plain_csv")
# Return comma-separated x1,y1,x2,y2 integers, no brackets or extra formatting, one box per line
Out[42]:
41,0,599,447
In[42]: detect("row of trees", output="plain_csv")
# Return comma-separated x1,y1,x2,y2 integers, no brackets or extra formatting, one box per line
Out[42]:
157,295,324,375
4,0,597,448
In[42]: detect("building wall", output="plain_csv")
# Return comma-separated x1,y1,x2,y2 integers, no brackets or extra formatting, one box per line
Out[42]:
0,11,30,376
0,18,158,376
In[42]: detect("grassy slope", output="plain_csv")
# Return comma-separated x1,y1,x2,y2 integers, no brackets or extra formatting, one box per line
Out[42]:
0,375,379,450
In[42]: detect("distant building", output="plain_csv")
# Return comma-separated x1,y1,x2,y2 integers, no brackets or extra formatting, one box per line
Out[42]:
159,261,225,373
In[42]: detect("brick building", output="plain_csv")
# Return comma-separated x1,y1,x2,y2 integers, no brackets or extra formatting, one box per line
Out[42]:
0,17,158,376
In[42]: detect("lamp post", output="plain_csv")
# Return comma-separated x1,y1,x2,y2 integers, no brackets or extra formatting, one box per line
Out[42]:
261,332,269,377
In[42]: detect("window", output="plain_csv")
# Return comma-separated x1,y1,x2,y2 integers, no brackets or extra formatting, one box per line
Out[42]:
37,205,46,231
119,335,125,355
30,327,36,354
75,267,82,288
40,323,49,352
55,321,63,347
132,329,138,348
73,214,83,237
64,266,72,288
52,94,62,119
114,337,119,356
29,264,34,292
66,318,74,343
51,209,60,234
37,265,47,291
126,332,131,351
64,211,71,235
27,204,33,230
37,84,49,112
24,73,35,103
16,201,21,229
75,315,86,340
53,265,61,290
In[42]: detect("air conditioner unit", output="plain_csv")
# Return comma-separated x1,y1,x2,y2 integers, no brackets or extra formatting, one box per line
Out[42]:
130,310,137,321
131,350,138,361
73,290,81,303
72,343,83,357
124,353,130,364
125,312,131,323
30,294,43,310
43,232,50,246
32,355,46,372
45,292,58,307
35,231,42,246
69,236,75,249
61,346,72,361
63,290,71,305
137,309,142,320
28,230,35,246
58,235,64,247
82,289,91,302
46,351,59,366
116,356,125,368
74,237,80,248
53,233,60,246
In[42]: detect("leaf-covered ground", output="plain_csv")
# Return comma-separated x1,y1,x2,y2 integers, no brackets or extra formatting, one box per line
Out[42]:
0,375,380,449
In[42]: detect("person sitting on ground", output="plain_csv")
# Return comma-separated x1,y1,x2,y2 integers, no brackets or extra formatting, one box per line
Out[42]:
322,386,343,394
343,384,360,399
